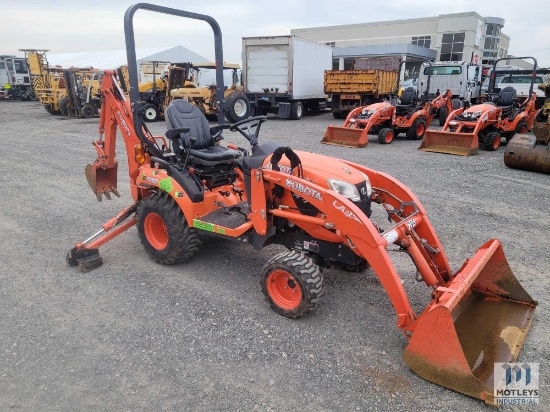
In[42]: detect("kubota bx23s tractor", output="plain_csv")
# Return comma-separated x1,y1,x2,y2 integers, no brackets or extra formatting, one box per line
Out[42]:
67,4,536,406
322,62,453,148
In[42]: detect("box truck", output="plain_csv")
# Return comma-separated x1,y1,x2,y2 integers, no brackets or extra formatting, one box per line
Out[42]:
242,35,332,120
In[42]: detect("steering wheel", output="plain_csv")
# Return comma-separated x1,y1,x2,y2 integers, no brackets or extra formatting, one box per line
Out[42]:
229,116,267,146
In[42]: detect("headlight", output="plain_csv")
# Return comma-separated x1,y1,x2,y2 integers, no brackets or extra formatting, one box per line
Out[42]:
327,179,361,201
359,172,372,197
362,108,376,116
469,110,482,119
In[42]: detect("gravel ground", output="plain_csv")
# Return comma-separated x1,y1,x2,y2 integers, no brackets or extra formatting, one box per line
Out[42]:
0,100,548,411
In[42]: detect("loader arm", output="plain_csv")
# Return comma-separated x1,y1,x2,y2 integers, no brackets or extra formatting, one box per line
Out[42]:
255,165,453,329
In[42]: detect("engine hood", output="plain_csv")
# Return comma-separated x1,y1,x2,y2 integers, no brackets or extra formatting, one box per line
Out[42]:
264,150,365,187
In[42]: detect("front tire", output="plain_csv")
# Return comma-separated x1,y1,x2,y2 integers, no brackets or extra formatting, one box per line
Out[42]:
137,192,202,264
481,131,501,151
225,91,250,123
406,117,427,140
378,127,394,144
261,250,324,318
58,96,69,116
81,104,96,118
142,103,159,122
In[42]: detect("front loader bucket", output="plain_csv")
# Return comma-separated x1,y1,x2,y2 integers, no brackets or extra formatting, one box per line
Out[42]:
419,130,478,156
404,239,536,406
504,133,550,174
321,125,367,148
85,161,120,201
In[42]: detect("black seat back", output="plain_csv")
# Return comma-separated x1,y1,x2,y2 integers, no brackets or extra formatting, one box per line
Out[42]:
496,86,516,107
400,87,416,105
165,99,213,149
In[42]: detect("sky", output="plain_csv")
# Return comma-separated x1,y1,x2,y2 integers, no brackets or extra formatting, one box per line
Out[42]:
1,0,549,67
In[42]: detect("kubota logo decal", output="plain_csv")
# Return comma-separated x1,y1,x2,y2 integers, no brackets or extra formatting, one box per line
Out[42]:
116,111,131,136
286,178,322,201
332,200,361,223
265,163,293,174
146,176,158,184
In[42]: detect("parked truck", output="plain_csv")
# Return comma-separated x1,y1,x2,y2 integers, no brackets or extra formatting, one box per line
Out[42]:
242,35,332,120
417,61,482,107
0,55,34,100
324,56,401,118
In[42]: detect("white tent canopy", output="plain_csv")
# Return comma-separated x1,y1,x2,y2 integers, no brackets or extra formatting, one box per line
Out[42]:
46,45,209,70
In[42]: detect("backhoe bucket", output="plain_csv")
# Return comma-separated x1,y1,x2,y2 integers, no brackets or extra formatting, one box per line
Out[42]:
419,130,478,156
504,133,550,174
321,125,367,148
404,239,537,406
85,161,120,201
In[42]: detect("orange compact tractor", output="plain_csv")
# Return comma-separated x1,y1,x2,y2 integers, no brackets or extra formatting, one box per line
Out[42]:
420,57,539,156
67,4,536,406
322,64,453,148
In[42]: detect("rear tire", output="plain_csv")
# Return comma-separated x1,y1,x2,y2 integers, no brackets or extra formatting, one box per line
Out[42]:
481,131,501,151
378,127,394,144
137,192,202,265
511,120,528,141
438,105,448,126
452,98,462,110
225,91,250,123
406,117,427,140
58,96,69,116
142,103,159,122
332,111,342,119
290,101,303,120
261,250,324,318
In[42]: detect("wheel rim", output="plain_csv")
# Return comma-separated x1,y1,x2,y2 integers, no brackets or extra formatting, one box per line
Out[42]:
266,269,302,310
385,130,393,143
144,212,168,250
233,99,247,117
416,122,425,137
492,134,500,149
145,107,157,120
296,104,303,118
518,125,527,134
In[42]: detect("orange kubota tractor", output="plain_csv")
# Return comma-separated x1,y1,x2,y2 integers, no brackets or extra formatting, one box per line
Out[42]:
67,4,536,406
420,57,539,156
322,62,453,147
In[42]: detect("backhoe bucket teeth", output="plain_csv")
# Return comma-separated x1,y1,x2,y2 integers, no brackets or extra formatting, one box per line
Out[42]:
504,133,550,174
403,239,537,406
419,130,478,156
85,161,120,201
321,125,367,148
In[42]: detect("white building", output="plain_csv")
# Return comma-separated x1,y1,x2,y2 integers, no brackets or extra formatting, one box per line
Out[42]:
292,12,512,78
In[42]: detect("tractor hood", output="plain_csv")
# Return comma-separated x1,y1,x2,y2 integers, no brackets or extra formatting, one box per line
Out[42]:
264,150,367,187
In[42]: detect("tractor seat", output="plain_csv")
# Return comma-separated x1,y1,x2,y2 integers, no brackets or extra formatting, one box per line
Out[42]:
496,86,516,108
398,87,416,106
165,99,242,166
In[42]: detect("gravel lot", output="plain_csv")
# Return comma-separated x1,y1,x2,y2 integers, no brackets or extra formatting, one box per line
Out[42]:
1,100,548,411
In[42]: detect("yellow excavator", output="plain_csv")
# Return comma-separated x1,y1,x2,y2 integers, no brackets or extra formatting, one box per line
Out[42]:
504,82,550,174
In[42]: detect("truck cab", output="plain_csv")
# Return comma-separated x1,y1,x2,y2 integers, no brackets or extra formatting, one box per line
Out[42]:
0,55,33,99
418,61,482,104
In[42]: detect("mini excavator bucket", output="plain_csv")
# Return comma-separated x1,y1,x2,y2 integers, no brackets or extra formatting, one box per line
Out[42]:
85,160,120,201
403,239,537,406
419,130,478,156
321,125,368,148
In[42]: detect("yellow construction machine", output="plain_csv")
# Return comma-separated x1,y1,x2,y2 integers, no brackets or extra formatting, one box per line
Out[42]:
169,62,250,123
504,81,550,173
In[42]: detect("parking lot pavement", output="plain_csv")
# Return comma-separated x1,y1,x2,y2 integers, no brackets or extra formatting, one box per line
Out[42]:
1,101,548,411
